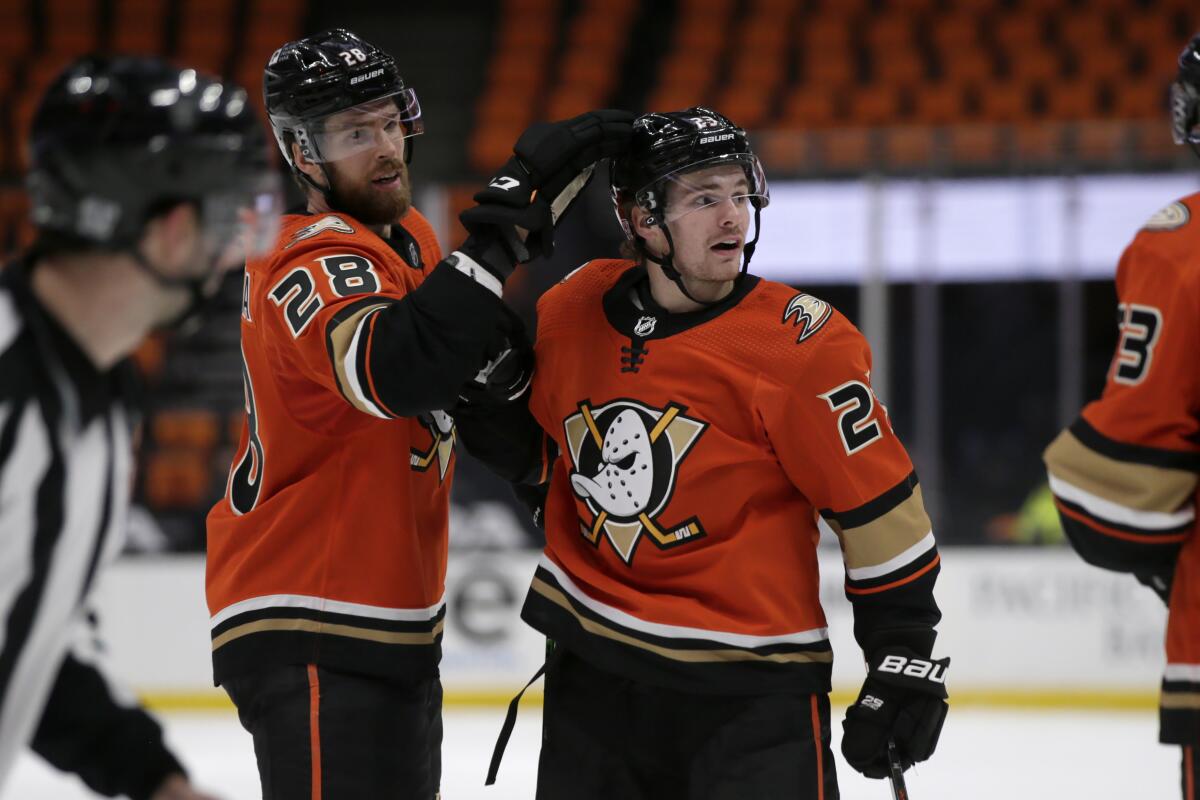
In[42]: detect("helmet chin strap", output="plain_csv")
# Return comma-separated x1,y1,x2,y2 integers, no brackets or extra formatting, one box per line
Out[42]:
645,203,762,308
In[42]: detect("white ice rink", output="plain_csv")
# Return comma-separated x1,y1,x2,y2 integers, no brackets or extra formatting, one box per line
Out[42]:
3,705,1180,799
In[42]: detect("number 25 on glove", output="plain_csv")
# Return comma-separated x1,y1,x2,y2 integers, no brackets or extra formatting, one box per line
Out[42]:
841,648,950,780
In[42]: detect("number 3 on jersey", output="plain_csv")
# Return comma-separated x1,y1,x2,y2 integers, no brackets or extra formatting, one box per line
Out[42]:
820,380,883,455
1112,303,1162,385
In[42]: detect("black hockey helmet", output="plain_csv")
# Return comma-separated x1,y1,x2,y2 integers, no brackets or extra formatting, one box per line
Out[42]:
27,55,280,254
264,28,423,184
1171,32,1200,156
609,107,768,301
610,107,769,219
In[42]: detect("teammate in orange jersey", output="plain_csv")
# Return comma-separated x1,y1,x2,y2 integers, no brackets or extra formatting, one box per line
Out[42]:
469,108,949,799
204,28,631,799
1044,34,1200,799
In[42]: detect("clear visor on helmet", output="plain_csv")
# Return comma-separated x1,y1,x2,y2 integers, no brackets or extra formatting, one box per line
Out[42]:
1170,81,1200,145
205,170,285,270
641,153,770,225
306,87,424,163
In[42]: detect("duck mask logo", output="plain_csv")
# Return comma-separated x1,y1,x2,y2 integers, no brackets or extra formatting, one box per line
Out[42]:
562,399,707,565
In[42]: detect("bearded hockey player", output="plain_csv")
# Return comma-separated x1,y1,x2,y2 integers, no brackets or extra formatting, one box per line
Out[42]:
471,108,950,799
204,28,631,798
1044,33,1200,800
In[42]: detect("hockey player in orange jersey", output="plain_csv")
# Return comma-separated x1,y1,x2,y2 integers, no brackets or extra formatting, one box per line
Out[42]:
204,28,631,799
468,108,950,799
1044,35,1200,800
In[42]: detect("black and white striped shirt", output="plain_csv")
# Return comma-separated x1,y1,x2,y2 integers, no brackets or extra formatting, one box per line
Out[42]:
0,257,182,798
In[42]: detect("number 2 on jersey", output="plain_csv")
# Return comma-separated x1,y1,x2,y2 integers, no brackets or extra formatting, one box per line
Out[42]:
820,380,883,456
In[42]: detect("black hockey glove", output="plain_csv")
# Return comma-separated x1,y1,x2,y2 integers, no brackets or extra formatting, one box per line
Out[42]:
841,646,950,779
459,109,634,275
456,305,534,409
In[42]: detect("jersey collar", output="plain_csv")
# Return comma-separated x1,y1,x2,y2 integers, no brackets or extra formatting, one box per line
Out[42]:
602,264,760,341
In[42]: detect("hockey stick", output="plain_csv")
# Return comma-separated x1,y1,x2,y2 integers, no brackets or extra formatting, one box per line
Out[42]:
887,739,909,800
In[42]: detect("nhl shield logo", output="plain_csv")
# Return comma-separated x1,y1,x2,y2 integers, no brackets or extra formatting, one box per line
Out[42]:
634,315,657,337
562,399,707,564
782,293,832,343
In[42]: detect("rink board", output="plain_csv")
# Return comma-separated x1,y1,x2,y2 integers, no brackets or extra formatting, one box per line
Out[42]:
89,547,1167,710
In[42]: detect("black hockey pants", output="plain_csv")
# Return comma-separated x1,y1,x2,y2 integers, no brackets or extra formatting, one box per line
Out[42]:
223,663,442,799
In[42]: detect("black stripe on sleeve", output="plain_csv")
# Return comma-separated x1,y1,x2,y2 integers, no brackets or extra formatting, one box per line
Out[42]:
1070,418,1200,472
821,470,919,530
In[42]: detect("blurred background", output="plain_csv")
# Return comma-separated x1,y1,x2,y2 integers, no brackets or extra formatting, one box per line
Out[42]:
3,0,1197,553
0,0,1194,552
2,0,1200,795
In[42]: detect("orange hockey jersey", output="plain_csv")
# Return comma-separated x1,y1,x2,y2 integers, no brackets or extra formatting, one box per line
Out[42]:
206,208,504,685
522,260,942,693
1045,193,1200,744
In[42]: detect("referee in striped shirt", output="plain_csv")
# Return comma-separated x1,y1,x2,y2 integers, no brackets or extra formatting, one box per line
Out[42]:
0,56,279,798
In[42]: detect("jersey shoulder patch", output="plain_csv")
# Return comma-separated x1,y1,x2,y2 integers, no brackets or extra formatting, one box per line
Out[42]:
781,292,833,344
1142,201,1191,232
284,215,356,249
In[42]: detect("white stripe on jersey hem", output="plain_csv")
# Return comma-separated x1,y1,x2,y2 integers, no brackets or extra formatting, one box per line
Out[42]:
846,530,936,581
1048,473,1195,531
1164,664,1200,682
450,251,503,298
537,555,829,647
210,593,447,628
342,309,390,419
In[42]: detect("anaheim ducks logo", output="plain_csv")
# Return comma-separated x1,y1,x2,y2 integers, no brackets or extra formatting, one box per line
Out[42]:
783,293,832,343
284,215,355,249
411,409,455,482
1142,201,1190,232
563,399,707,565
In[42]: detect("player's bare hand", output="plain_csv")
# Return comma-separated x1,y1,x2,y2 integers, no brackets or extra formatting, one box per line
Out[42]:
150,773,222,800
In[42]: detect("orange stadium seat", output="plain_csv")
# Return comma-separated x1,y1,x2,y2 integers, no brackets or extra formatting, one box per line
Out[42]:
740,17,791,52
729,54,786,92
864,15,914,51
1070,45,1131,83
659,52,718,92
948,0,999,12
883,0,939,14
872,47,927,88
1006,50,1062,84
110,0,167,55
975,80,1032,123
1044,79,1100,121
0,3,32,61
748,0,800,14
1140,44,1184,85
131,335,167,381
940,48,996,84
1055,12,1113,51
800,48,858,88
930,14,980,54
645,85,708,116
912,82,967,125
1121,14,1177,51
798,16,853,54
993,13,1047,52
779,85,841,129
711,86,772,130
1110,80,1166,120
848,88,903,127
560,50,618,95
44,0,99,54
